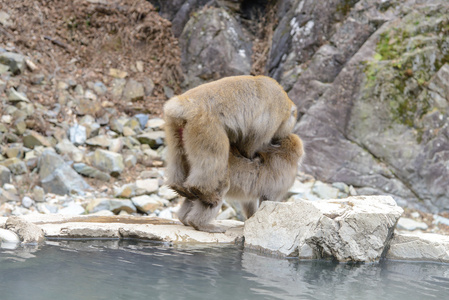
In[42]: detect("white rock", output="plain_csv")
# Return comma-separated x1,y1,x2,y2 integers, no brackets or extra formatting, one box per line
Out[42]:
397,217,428,231
433,215,449,226
312,181,340,199
387,232,449,263
21,196,34,209
131,194,166,214
0,228,20,244
244,196,403,262
135,179,159,195
59,202,86,215
69,124,87,146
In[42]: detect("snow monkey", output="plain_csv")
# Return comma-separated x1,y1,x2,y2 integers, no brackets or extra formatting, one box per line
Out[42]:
164,75,299,232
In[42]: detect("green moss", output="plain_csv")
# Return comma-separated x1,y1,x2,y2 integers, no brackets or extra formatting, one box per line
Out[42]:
362,10,449,135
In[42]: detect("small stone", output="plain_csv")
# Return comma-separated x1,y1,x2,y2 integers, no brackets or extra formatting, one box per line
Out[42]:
312,181,340,199
84,89,97,100
30,74,45,85
134,114,149,129
73,163,111,181
131,194,165,214
123,127,136,137
0,11,13,27
110,78,126,100
0,228,20,245
58,202,85,215
136,61,144,72
158,208,173,219
109,68,128,79
77,98,102,116
397,217,428,231
21,196,34,209
92,149,125,177
93,81,107,95
0,165,12,186
69,124,87,146
109,199,136,214
109,139,124,153
5,144,24,159
143,77,155,96
137,131,165,148
7,88,30,103
0,187,20,202
135,179,159,195
123,79,144,101
86,198,136,214
114,183,137,198
33,186,45,202
411,212,421,218
0,157,27,175
0,52,25,75
433,215,449,226
55,139,84,162
163,86,174,98
86,135,111,148
146,118,165,130
124,154,137,168
22,130,52,149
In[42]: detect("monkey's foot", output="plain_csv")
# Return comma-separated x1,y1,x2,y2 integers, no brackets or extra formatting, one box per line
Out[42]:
189,222,226,233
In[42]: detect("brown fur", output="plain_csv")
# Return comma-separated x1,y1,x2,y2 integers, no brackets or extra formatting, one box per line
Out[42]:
164,75,298,232
226,133,304,218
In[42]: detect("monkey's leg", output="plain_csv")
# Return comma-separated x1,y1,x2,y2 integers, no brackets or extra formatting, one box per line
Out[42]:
182,120,230,206
177,198,194,226
242,199,258,219
184,200,226,233
164,118,189,189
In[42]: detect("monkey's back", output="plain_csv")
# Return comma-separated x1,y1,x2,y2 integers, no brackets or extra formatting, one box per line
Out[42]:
164,75,296,157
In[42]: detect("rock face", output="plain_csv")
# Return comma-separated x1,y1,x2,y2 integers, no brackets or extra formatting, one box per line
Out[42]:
287,1,449,212
179,7,252,88
244,196,403,262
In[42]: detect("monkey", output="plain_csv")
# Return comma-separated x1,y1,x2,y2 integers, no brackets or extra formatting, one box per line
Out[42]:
175,133,304,231
164,75,297,232
226,133,304,219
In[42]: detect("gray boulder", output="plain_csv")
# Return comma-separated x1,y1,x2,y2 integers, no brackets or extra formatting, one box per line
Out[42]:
5,216,45,244
293,2,449,212
38,149,91,195
244,196,403,262
179,7,252,88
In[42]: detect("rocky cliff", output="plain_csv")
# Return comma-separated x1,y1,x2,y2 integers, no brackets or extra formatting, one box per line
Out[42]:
152,0,449,212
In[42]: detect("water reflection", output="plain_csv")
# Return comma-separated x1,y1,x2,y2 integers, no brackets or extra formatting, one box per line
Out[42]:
0,241,448,300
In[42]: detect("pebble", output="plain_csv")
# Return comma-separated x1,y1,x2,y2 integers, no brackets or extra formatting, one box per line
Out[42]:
397,217,428,231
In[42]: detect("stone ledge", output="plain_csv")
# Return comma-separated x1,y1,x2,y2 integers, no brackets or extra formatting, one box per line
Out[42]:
387,231,449,263
0,215,244,244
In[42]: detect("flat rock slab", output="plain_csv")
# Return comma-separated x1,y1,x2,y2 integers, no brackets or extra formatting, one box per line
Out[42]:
244,196,403,262
0,215,243,244
387,231,449,263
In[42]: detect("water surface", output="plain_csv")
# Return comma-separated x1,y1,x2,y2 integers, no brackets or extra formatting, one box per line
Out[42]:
0,240,448,300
